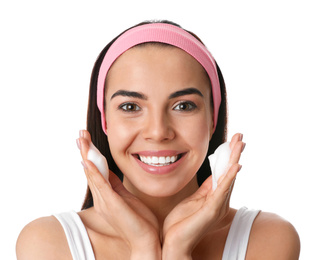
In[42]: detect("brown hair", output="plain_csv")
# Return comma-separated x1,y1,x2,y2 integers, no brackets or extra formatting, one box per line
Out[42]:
81,20,228,210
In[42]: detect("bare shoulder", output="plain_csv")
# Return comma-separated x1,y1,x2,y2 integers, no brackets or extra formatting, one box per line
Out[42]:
247,211,300,260
16,215,71,260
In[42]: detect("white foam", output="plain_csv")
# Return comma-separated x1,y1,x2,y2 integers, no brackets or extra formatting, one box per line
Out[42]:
209,142,231,191
87,142,110,185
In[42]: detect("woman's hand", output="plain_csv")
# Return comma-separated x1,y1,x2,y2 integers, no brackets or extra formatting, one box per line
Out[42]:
77,130,161,259
162,133,245,259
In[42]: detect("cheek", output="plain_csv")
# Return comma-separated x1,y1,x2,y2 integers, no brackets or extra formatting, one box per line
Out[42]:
175,116,211,174
178,115,211,148
106,114,139,157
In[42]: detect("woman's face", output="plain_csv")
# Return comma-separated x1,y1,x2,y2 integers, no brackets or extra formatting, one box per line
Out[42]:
105,45,213,197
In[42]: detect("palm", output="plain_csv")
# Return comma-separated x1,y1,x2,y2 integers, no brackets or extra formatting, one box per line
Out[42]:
163,176,216,241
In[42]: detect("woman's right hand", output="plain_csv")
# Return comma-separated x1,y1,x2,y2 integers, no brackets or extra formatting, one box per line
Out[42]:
77,130,161,259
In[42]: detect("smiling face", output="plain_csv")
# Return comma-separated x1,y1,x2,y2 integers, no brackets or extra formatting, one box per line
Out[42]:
104,44,214,197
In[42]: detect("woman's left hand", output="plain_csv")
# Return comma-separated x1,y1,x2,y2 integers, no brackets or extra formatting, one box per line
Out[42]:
162,133,245,259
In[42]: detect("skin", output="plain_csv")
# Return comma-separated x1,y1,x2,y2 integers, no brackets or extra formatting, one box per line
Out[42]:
16,46,300,259
105,46,214,220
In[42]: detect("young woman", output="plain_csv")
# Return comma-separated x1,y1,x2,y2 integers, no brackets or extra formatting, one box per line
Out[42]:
16,20,300,259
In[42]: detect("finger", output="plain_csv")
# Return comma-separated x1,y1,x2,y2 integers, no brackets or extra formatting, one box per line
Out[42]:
83,167,104,206
193,175,213,198
229,133,243,150
77,130,129,197
211,139,244,192
109,170,133,197
108,170,122,189
83,160,133,227
208,167,238,219
223,169,238,207
213,163,241,203
80,129,92,141
82,166,109,218
83,159,111,192
83,164,134,238
82,161,108,209
83,157,134,209
229,141,245,166
77,130,92,159
77,129,111,183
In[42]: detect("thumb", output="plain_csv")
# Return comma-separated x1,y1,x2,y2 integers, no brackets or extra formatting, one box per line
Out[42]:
108,170,130,196
194,175,213,197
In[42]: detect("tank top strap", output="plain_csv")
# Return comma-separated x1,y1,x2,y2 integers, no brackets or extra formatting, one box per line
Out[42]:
54,211,95,260
222,207,260,260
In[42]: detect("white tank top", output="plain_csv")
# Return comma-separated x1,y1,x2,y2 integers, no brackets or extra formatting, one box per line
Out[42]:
54,206,260,260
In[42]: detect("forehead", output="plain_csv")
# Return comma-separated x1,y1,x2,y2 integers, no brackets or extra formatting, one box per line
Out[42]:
105,44,211,94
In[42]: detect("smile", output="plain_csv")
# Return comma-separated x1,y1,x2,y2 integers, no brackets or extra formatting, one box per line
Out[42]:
138,154,182,166
132,151,186,174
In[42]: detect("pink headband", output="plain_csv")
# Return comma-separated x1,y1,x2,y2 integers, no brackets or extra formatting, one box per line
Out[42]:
97,23,221,134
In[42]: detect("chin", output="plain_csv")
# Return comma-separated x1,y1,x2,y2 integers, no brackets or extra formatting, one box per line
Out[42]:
141,185,184,198
125,172,198,199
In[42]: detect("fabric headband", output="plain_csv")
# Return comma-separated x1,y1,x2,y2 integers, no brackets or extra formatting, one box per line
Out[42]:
97,23,221,134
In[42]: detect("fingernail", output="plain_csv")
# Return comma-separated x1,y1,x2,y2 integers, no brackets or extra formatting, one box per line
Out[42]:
240,133,244,141
242,142,246,152
81,160,88,169
76,138,81,150
238,165,242,172
79,130,84,138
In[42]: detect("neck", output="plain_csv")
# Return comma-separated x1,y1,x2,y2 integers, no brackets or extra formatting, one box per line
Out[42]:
123,175,199,227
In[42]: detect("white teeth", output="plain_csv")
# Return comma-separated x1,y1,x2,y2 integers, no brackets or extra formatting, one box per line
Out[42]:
139,155,179,166
159,157,166,164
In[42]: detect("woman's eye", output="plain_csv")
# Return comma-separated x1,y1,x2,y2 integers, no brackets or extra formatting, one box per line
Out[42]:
173,101,197,111
119,103,141,112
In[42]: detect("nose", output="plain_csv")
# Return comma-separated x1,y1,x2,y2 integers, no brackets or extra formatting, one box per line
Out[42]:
141,111,175,142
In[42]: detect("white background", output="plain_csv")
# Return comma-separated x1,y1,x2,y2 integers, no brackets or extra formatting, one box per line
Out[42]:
1,0,312,259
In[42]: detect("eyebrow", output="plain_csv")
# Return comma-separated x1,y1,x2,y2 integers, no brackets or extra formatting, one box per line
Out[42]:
169,88,203,99
111,90,148,100
110,87,203,101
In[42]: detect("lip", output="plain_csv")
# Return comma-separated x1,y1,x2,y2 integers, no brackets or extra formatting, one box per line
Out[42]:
132,151,187,175
134,150,182,157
